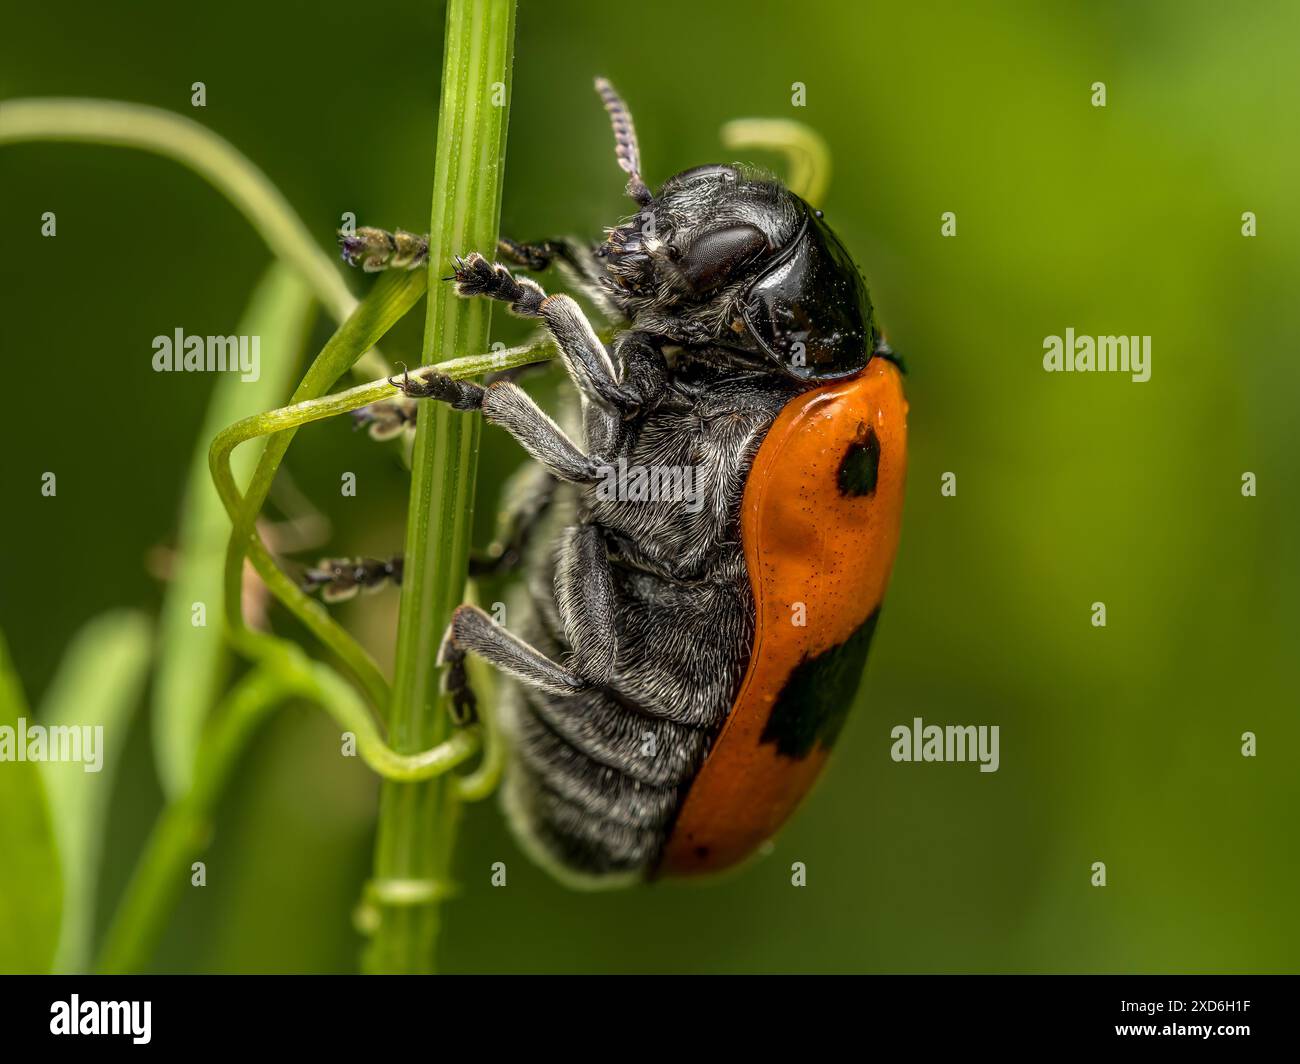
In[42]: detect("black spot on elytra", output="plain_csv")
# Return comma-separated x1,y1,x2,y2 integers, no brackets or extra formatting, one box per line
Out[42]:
760,608,882,759
837,425,880,497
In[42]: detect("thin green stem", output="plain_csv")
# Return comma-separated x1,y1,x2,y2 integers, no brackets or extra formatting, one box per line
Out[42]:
307,659,480,782
153,263,315,801
209,333,559,708
720,118,833,206
97,647,480,974
215,335,559,451
0,97,390,378
210,269,428,707
366,0,517,975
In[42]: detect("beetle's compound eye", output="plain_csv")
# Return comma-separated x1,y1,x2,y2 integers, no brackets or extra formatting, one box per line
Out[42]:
678,223,770,293
741,210,875,380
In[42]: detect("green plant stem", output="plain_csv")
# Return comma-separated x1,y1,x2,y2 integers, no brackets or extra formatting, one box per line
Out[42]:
154,263,315,800
108,345,530,972
720,118,832,206
365,0,517,975
211,269,428,709
0,97,390,378
97,648,480,974
209,333,558,707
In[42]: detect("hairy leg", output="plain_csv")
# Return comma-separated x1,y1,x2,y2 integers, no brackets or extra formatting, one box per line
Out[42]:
449,252,661,412
437,519,623,729
437,603,587,725
496,236,624,323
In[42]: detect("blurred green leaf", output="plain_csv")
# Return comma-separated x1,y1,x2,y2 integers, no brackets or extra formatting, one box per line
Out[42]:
152,264,315,798
0,629,62,974
39,611,152,973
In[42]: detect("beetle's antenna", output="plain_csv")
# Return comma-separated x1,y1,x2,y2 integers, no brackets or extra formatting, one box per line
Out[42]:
594,77,652,207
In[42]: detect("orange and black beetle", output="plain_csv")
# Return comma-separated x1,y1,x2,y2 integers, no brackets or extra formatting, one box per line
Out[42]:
330,79,907,886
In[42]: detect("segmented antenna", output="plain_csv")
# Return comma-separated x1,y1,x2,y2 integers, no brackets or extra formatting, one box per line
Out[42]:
594,77,652,206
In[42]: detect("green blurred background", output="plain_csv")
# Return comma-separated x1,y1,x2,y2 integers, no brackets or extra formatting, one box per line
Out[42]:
2,0,1297,972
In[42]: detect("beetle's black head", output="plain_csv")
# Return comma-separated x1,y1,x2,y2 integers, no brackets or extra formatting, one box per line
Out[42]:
593,79,878,382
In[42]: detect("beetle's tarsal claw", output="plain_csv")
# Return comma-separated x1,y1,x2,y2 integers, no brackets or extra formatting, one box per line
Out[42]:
444,664,479,726
389,368,485,410
450,251,496,295
447,252,546,317
437,634,479,727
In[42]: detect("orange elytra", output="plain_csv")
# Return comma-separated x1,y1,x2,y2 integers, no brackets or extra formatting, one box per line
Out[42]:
659,356,908,876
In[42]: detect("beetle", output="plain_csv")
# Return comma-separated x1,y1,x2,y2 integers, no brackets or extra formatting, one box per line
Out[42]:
320,78,908,887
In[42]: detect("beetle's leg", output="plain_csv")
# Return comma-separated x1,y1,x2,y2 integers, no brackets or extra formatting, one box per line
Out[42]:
343,231,580,275
393,366,604,484
340,224,627,322
553,524,618,684
338,227,428,272
610,330,668,406
496,235,624,324
307,470,554,599
386,257,652,482
343,226,625,323
439,604,588,725
350,394,419,440
495,236,581,273
301,556,402,602
452,253,660,413
470,463,557,578
308,463,556,596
